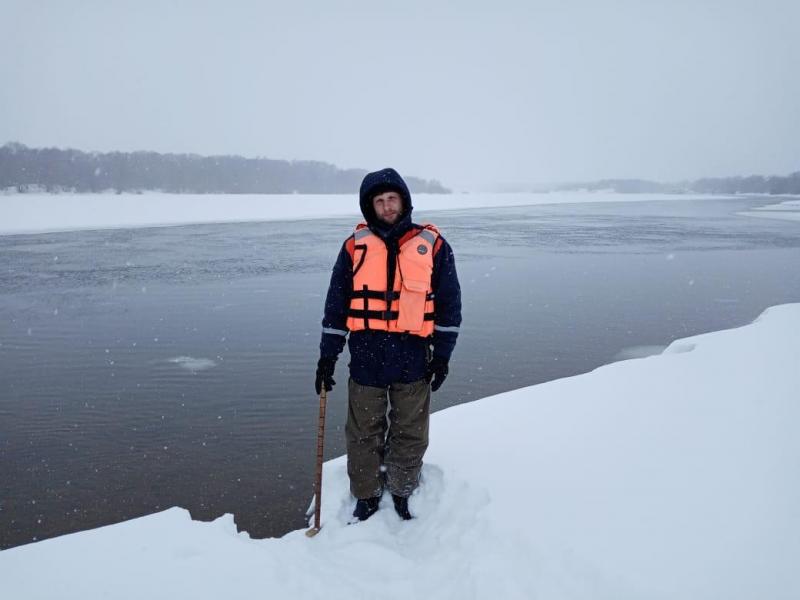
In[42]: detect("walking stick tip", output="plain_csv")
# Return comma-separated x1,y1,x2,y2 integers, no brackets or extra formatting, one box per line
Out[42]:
305,527,320,538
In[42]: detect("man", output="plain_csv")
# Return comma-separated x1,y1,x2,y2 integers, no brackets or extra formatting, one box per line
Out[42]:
315,167,462,522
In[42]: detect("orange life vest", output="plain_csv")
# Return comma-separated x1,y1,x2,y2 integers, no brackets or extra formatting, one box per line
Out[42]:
346,222,439,337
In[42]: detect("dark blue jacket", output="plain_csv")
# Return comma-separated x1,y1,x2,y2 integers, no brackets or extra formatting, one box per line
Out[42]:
319,168,461,388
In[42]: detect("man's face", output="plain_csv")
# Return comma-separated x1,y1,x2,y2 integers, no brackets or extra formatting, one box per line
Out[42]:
372,191,403,225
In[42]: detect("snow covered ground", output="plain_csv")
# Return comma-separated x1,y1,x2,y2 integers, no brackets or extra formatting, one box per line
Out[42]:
0,191,738,235
1,304,798,599
738,198,800,222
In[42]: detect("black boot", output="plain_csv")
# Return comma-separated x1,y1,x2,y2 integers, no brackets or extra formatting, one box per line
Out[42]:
352,497,380,522
392,494,413,520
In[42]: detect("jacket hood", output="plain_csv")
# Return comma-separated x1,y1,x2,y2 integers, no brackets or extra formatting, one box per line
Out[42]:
359,168,413,237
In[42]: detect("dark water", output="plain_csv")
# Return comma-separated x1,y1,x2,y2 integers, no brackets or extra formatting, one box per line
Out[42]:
1,197,799,549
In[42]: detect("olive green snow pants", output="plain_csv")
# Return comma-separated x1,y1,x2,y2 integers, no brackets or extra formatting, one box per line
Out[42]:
346,377,431,499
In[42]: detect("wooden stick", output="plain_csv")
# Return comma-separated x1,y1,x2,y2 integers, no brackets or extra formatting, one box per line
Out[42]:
305,388,327,537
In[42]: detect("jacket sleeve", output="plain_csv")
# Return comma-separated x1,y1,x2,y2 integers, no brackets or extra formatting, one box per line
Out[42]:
431,236,462,360
319,240,353,359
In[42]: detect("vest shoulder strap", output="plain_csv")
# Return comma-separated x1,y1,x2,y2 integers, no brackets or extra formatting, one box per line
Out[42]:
421,222,440,235
353,222,374,241
416,223,440,246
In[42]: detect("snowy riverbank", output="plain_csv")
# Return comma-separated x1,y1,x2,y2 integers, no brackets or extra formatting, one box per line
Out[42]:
0,191,740,235
738,198,800,222
1,304,798,599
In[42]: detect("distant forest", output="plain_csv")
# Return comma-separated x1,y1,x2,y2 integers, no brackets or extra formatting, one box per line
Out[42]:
556,173,800,195
0,142,450,195
3,142,798,196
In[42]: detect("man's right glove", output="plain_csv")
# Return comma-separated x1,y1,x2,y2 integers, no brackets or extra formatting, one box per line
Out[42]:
425,355,449,392
315,356,337,395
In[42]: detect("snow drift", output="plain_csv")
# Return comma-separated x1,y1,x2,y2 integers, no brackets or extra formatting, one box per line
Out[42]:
0,191,736,235
1,304,798,599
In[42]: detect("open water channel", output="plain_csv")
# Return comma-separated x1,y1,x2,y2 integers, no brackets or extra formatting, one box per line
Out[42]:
2,196,799,549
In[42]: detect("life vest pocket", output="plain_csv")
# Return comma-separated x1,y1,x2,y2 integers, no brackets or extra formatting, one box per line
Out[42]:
396,279,428,332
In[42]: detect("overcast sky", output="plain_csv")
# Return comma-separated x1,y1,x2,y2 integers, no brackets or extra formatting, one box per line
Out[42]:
2,0,798,190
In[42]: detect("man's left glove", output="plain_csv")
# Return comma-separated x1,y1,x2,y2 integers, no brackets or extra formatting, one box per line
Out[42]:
315,356,337,395
425,356,449,392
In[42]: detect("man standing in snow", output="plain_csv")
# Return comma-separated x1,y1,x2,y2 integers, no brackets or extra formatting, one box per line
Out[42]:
315,167,462,522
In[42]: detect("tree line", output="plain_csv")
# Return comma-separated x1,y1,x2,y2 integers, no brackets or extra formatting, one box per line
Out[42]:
0,142,450,195
555,173,800,195
689,173,800,195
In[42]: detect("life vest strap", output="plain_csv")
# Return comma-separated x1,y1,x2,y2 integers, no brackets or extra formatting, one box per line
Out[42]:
352,289,400,301
351,289,434,301
348,309,435,321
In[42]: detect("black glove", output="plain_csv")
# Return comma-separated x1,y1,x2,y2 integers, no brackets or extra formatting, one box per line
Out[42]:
425,356,449,392
315,356,337,395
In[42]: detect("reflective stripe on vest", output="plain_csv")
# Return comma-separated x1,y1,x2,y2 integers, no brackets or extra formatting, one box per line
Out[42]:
346,223,439,337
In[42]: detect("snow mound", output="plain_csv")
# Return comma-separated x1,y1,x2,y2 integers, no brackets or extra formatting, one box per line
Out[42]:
1,304,799,599
167,356,217,372
612,344,668,360
738,198,800,222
